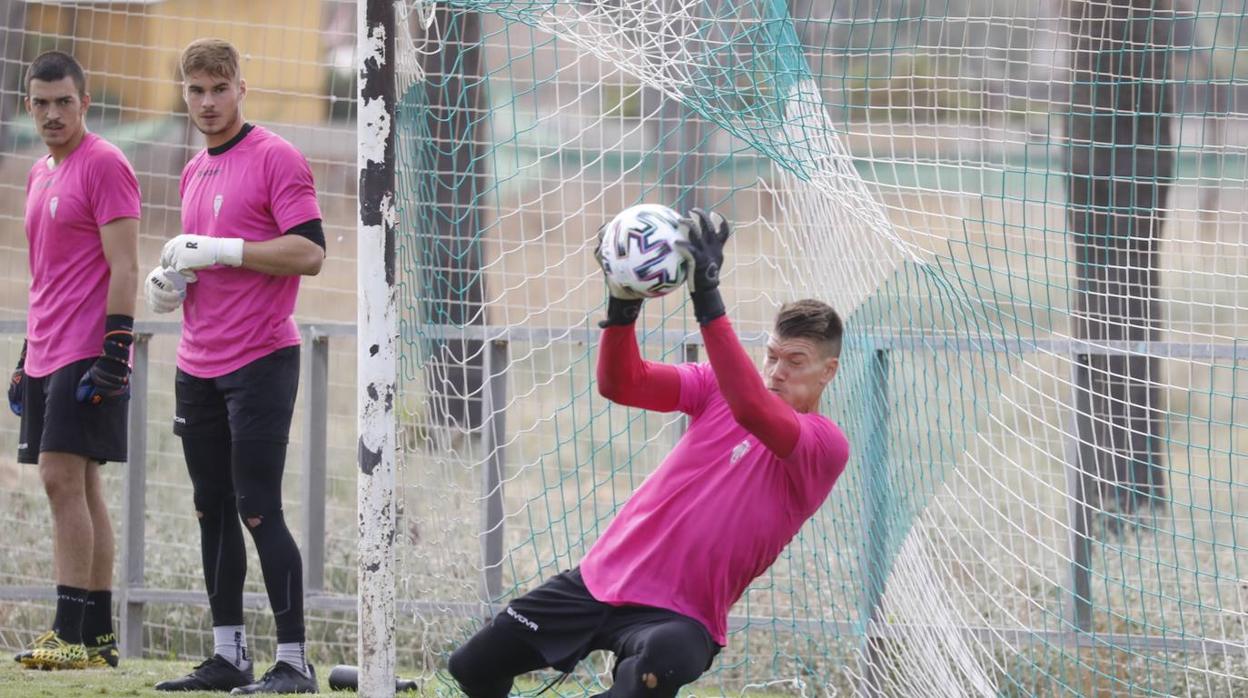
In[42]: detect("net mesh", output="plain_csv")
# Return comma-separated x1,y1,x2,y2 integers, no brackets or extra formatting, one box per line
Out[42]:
395,1,1248,695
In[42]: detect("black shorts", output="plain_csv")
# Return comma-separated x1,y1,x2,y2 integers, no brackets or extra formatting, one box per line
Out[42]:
174,346,300,443
494,567,720,673
18,356,128,465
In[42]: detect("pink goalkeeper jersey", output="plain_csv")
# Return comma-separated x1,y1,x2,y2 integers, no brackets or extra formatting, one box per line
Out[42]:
580,362,850,645
24,132,141,377
178,125,321,377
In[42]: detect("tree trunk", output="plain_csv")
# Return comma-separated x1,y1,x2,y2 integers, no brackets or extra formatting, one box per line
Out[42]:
414,8,487,434
1066,0,1173,517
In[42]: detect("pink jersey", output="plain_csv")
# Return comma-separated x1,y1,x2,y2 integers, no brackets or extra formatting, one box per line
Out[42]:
177,125,321,377
24,132,141,377
580,362,850,645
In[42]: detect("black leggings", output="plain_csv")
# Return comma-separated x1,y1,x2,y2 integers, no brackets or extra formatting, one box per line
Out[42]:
448,613,716,698
447,620,546,698
184,435,305,643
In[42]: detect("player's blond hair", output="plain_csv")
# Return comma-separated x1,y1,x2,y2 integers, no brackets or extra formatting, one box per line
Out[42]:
180,38,240,82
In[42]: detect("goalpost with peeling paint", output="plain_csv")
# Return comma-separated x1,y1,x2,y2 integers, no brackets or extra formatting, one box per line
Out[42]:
357,0,398,695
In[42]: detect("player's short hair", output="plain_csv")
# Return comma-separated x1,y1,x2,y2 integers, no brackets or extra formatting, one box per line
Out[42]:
774,299,843,358
180,38,241,82
26,51,86,97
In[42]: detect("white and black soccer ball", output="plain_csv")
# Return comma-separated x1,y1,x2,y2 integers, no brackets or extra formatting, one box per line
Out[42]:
598,203,689,299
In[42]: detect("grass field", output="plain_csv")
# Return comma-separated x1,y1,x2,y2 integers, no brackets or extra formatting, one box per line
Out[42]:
0,657,442,697
0,657,266,698
0,657,803,697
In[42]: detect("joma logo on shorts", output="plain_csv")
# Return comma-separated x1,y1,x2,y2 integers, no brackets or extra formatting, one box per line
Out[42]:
506,606,538,632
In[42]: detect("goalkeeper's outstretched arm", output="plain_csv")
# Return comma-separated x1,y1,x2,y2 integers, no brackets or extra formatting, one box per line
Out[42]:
593,228,681,410
678,208,800,457
701,315,799,457
596,322,681,411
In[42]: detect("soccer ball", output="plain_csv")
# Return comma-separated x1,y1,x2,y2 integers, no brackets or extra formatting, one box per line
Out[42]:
597,203,689,298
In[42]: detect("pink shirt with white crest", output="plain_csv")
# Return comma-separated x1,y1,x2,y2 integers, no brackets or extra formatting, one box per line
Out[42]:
24,132,141,377
177,125,321,377
580,362,850,645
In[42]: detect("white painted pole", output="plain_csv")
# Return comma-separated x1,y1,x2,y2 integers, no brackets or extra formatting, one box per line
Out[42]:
357,0,397,695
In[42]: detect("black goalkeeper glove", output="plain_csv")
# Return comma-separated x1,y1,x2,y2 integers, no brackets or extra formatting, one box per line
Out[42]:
8,340,25,416
594,226,645,328
677,207,732,325
76,315,134,406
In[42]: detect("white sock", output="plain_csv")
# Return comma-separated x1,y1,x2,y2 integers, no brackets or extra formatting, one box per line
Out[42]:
212,625,251,670
275,642,309,677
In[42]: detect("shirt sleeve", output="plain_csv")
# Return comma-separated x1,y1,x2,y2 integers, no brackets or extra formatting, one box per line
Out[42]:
88,148,141,226
781,414,850,511
596,325,681,411
266,142,322,233
675,362,716,417
700,315,801,456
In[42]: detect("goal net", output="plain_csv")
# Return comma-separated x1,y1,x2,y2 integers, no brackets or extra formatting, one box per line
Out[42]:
391,0,1248,695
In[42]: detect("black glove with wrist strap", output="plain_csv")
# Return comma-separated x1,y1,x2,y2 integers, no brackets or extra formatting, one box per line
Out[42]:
677,208,731,325
594,225,647,328
599,296,644,328
76,315,134,406
8,340,25,416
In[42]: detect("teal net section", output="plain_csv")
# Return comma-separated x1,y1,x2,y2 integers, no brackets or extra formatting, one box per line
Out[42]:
395,1,1248,695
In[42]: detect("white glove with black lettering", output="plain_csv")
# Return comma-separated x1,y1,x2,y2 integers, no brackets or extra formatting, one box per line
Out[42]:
160,234,244,274
144,265,189,314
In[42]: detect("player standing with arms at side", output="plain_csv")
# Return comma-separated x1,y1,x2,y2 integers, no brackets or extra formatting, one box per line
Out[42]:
145,38,325,695
447,208,851,697
11,51,140,672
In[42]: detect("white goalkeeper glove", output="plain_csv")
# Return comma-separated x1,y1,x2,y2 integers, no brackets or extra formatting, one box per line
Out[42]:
144,265,188,314
160,234,244,274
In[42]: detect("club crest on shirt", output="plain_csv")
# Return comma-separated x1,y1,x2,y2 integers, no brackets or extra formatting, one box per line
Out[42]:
49,196,58,219
213,194,224,218
730,438,751,464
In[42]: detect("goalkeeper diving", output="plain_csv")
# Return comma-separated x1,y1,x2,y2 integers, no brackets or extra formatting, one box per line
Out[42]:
448,208,851,697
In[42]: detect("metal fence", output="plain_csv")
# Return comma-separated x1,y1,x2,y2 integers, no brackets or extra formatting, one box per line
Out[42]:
0,320,346,658
0,319,1244,666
